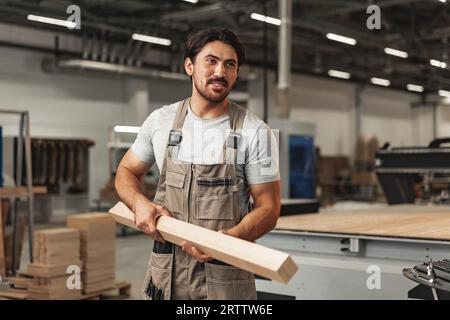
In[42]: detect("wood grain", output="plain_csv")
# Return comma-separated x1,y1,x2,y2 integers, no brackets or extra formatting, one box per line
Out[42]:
275,205,450,240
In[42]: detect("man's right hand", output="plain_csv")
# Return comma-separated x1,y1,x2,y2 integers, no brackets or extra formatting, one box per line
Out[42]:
134,197,171,242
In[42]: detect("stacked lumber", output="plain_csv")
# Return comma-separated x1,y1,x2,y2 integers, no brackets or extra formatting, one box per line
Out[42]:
8,276,33,290
27,228,82,300
0,275,32,300
67,213,116,294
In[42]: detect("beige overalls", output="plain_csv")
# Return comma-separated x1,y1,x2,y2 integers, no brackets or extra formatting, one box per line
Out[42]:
141,98,257,300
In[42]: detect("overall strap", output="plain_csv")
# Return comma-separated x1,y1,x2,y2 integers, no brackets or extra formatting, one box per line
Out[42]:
223,101,247,165
172,98,190,130
228,101,246,131
154,99,189,206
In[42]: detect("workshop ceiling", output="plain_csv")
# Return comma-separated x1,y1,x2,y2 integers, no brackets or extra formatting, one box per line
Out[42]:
1,0,450,93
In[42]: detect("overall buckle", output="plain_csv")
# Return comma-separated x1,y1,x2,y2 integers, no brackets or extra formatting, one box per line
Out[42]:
226,132,241,149
168,129,182,146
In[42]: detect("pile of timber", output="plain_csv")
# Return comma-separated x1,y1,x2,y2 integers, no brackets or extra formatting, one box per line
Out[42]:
67,213,116,294
27,228,82,300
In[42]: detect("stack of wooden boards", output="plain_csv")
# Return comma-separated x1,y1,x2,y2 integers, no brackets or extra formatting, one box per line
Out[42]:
27,228,82,300
67,213,116,294
9,213,117,299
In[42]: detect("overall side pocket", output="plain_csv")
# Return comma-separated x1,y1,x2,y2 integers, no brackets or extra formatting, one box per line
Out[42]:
142,252,173,300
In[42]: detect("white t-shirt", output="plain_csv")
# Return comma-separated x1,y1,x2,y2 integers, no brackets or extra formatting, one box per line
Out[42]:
131,100,280,186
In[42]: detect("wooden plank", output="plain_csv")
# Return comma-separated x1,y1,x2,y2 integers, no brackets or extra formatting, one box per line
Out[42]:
27,261,83,277
109,201,298,284
7,276,33,289
0,186,47,199
0,289,28,300
275,205,450,241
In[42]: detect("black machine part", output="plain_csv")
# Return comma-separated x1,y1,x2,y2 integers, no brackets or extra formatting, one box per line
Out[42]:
375,138,450,205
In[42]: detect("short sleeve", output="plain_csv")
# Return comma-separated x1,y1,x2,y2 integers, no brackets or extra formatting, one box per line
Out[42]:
130,111,158,165
244,123,280,185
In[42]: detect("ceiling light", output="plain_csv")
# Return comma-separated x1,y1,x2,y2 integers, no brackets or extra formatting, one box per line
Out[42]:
183,0,198,3
27,14,76,29
326,33,357,45
371,77,390,87
407,84,424,93
328,69,351,79
439,90,450,97
384,47,408,59
250,13,281,26
430,59,447,69
114,126,140,134
131,33,172,46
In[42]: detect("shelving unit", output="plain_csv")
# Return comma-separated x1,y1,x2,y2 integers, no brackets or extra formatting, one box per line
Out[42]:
0,110,34,280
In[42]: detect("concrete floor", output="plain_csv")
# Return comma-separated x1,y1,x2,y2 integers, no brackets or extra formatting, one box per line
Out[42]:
114,230,154,299
18,223,153,300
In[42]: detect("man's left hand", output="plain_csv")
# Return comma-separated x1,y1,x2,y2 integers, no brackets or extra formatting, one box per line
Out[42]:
180,241,212,263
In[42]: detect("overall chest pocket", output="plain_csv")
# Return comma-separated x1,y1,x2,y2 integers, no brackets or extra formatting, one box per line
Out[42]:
196,176,236,221
165,171,186,214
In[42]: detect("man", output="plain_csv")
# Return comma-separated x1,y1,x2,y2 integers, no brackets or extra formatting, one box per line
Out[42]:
115,28,280,300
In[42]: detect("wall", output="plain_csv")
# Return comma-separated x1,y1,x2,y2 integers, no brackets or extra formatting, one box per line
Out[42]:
361,87,418,148
437,100,450,140
288,74,355,156
247,70,443,158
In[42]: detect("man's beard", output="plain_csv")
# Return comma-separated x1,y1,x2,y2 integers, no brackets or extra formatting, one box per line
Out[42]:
193,76,232,103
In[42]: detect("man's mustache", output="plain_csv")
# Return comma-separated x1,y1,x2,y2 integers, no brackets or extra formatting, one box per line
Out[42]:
207,77,228,86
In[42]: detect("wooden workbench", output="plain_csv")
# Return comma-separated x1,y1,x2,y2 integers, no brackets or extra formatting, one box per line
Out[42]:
275,205,450,241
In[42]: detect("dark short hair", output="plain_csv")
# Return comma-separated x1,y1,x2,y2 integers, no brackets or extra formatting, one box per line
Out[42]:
184,28,245,66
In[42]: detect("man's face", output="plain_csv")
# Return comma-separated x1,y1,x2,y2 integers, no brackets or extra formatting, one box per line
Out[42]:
185,40,238,104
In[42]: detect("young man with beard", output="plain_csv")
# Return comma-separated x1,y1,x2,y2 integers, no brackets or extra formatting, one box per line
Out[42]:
115,28,280,300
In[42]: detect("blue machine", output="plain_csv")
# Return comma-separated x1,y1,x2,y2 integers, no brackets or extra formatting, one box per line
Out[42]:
269,119,316,199
289,135,315,198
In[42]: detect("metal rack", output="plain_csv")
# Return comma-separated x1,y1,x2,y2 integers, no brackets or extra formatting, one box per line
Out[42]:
0,110,34,279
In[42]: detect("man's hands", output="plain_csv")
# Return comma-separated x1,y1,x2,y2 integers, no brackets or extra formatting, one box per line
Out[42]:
134,197,171,242
132,196,241,264
180,229,236,263
180,241,211,263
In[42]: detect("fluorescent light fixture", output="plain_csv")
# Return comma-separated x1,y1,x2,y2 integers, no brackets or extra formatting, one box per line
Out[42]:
370,77,390,87
250,13,281,26
328,69,351,79
27,14,76,29
430,59,447,69
407,84,424,93
114,126,140,134
439,90,450,97
131,33,172,46
326,33,356,45
384,47,408,59
439,0,446,3
183,0,198,3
